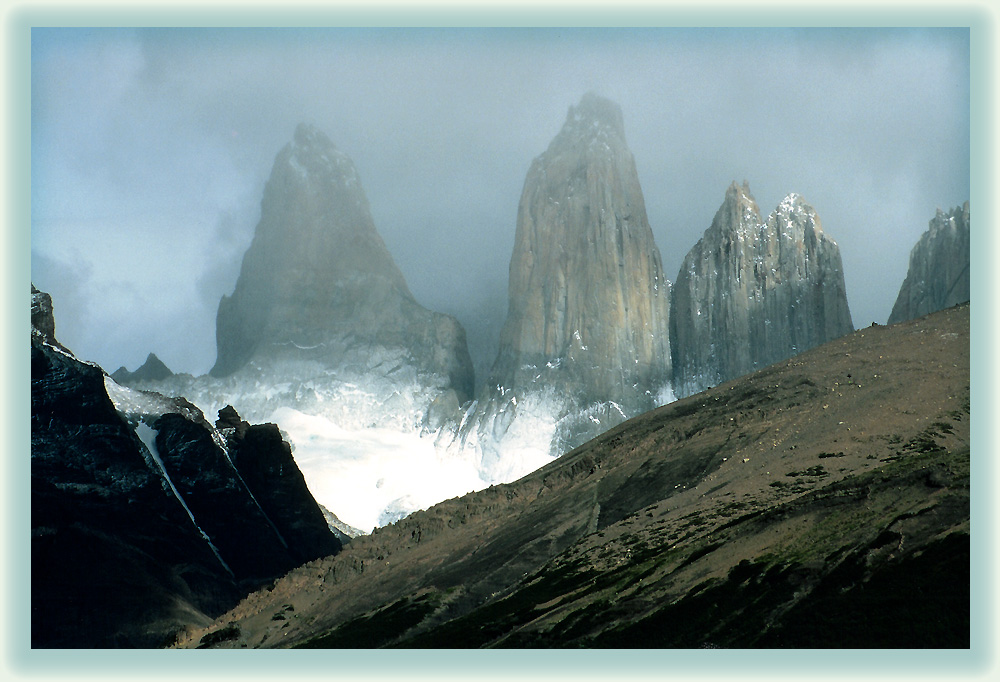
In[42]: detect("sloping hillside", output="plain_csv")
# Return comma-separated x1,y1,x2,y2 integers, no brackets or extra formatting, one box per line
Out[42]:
177,304,969,649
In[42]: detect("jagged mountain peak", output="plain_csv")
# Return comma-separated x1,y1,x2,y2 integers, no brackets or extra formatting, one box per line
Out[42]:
210,122,473,405
931,202,969,232
459,94,671,472
292,121,328,146
775,192,815,217
112,352,174,384
31,283,71,355
671,181,853,397
776,191,804,210
771,193,827,239
726,178,753,197
710,180,762,238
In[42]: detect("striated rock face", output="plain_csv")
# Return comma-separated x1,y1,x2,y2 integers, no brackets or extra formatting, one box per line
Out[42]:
671,182,853,397
210,123,473,403
888,202,970,325
452,93,672,476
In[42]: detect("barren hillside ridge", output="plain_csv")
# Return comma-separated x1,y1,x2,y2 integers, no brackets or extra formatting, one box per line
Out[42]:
177,303,969,649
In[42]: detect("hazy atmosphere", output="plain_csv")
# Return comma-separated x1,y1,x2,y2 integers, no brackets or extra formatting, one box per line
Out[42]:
30,27,970,383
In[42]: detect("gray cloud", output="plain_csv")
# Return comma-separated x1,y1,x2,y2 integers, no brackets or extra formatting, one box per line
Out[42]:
30,27,970,379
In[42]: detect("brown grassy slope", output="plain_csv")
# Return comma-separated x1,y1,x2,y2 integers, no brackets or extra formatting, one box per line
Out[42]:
175,303,969,648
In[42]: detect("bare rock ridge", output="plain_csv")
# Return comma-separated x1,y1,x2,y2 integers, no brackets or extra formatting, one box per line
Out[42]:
888,201,970,325
211,123,474,403
458,93,672,472
670,181,854,397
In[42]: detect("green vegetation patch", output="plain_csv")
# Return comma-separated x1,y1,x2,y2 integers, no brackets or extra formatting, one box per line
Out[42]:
396,558,595,648
197,623,240,648
295,592,441,648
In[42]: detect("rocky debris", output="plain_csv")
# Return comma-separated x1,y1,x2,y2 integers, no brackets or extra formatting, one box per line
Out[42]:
888,202,970,324
210,123,473,404
111,352,174,384
670,181,854,397
31,287,341,647
455,93,672,472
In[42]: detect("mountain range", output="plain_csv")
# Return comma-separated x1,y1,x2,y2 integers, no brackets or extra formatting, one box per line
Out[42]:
31,93,971,648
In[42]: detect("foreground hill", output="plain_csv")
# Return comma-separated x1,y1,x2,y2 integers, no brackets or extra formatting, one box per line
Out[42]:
177,303,968,649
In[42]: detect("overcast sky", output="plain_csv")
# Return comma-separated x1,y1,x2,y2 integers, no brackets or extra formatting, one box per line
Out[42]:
30,27,970,383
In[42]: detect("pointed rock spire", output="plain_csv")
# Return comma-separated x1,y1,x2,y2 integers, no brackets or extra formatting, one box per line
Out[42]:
671,182,853,397
469,94,672,470
211,124,473,401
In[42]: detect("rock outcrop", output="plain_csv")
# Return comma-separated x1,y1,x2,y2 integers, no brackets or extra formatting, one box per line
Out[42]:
111,352,174,384
887,202,970,325
671,182,854,397
31,283,69,354
31,287,340,647
451,93,672,477
210,123,474,404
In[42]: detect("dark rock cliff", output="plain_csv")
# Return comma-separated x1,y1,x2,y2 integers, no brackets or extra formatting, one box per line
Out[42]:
30,287,340,647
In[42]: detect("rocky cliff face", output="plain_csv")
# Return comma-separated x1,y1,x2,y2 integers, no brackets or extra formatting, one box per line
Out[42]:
31,287,340,647
210,123,473,404
671,182,853,397
888,202,970,325
31,283,69,353
450,94,672,478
